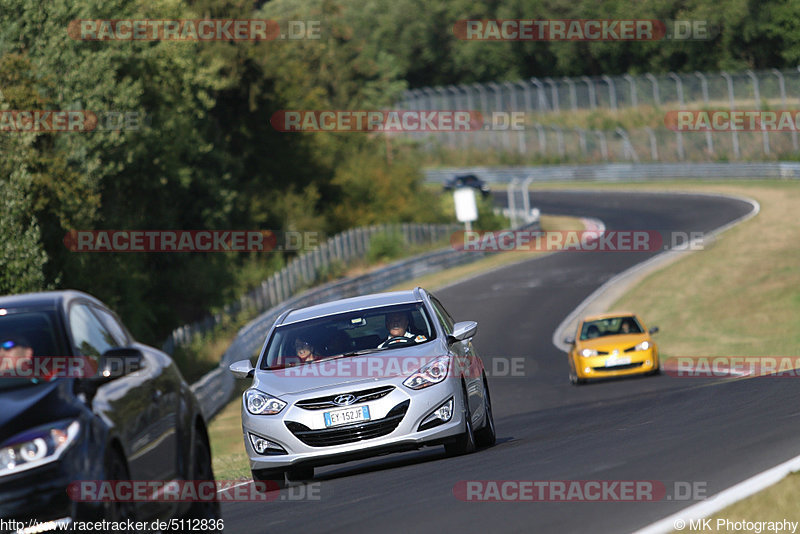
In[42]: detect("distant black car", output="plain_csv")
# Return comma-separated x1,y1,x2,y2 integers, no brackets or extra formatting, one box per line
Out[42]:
442,174,491,198
0,290,219,529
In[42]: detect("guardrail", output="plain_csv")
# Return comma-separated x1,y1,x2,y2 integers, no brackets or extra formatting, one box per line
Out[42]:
164,222,460,354
190,218,540,420
424,162,800,184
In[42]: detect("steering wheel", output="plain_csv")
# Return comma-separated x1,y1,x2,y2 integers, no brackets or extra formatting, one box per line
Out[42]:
384,336,414,346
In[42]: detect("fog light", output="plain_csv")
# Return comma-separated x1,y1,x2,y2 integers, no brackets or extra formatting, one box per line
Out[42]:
248,433,287,455
646,360,651,366
584,367,591,374
418,398,454,431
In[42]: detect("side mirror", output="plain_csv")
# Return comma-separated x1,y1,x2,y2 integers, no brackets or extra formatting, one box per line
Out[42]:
448,321,478,343
649,326,659,335
564,336,575,345
97,347,145,379
229,360,255,379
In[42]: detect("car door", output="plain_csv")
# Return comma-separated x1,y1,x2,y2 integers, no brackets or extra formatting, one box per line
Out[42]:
429,296,484,419
91,304,180,483
66,302,167,486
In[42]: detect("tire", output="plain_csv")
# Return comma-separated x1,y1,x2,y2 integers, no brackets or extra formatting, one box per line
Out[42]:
184,432,221,522
445,382,477,456
102,448,134,524
286,465,314,482
252,469,287,491
569,371,585,386
474,376,496,448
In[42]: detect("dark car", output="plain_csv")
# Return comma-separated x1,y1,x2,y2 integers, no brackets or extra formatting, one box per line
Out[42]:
0,291,219,531
442,174,491,198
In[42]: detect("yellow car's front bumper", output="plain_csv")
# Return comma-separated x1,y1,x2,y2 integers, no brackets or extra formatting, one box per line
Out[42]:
574,349,658,379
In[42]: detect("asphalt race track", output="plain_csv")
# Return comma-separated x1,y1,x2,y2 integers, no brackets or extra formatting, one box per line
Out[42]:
222,190,798,534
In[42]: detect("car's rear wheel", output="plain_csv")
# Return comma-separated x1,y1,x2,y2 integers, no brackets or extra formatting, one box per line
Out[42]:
184,431,221,522
286,465,314,482
474,375,496,448
445,382,476,456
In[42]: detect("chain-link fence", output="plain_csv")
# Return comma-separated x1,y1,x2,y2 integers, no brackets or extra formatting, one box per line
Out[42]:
395,68,800,161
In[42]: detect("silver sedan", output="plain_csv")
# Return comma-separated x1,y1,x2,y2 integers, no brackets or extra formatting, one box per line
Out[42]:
229,287,496,487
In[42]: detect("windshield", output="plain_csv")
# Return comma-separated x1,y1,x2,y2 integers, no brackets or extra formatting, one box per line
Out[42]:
0,309,67,390
579,316,644,341
260,302,436,370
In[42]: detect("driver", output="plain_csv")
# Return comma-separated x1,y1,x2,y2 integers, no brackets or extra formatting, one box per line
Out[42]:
0,335,34,378
378,312,427,348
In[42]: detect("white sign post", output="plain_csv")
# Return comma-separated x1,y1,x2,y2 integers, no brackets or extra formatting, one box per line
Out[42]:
453,187,478,232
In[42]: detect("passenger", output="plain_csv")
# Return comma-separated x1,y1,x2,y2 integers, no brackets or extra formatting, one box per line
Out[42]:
585,324,600,339
293,337,319,363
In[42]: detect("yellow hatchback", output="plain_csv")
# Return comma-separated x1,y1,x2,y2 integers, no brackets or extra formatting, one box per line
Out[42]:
565,312,659,385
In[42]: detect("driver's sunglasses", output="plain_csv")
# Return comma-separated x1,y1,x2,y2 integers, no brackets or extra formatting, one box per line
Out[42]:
1,340,17,350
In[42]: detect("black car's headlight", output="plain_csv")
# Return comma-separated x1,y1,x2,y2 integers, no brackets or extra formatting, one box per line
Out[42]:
245,389,286,415
403,355,450,390
0,420,80,476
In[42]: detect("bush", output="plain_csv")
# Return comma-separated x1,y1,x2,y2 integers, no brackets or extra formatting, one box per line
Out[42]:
367,231,407,263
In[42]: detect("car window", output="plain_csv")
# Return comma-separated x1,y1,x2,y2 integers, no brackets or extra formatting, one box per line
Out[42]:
69,303,118,357
429,297,455,335
579,316,643,340
261,302,436,369
91,305,130,346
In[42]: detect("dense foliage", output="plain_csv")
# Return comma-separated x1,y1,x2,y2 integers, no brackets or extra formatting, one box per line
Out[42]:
0,0,794,342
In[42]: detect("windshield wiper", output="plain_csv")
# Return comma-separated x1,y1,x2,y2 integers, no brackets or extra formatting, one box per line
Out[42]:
318,348,385,361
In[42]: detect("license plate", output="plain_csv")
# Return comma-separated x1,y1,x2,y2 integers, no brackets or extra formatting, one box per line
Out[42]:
324,405,370,427
605,356,632,367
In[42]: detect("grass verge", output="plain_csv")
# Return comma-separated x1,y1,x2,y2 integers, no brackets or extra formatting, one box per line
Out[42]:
538,180,800,527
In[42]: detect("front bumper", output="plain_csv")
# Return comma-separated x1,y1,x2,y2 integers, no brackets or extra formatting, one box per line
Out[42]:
576,349,657,379
242,378,465,472
0,462,75,532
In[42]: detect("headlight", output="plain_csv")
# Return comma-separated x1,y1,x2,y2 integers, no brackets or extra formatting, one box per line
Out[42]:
580,349,598,358
634,341,651,351
0,420,80,477
403,355,450,390
245,389,286,415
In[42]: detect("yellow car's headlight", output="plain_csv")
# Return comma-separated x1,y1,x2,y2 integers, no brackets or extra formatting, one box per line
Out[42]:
634,341,651,351
580,348,598,358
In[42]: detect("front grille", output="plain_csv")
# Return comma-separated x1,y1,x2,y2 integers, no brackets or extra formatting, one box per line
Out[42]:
295,385,395,410
286,400,410,447
592,362,644,372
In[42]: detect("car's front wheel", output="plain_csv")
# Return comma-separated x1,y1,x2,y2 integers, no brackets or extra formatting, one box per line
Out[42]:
183,431,221,522
445,382,477,456
474,375,496,448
